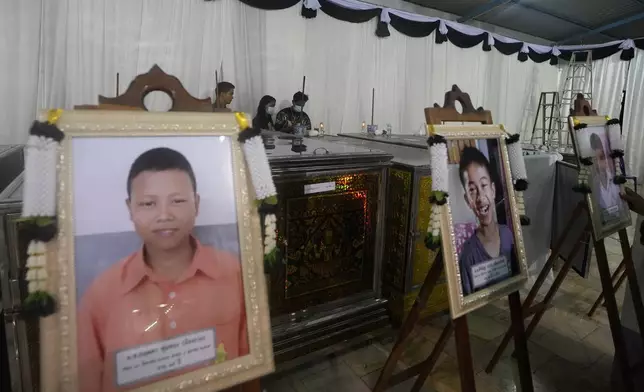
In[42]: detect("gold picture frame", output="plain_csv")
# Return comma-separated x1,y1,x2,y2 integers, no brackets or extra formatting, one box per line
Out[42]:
568,116,632,240
42,110,274,392
430,124,529,318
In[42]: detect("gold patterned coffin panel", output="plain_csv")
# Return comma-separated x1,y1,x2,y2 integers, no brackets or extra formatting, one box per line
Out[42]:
1,212,41,392
382,170,449,324
270,171,381,316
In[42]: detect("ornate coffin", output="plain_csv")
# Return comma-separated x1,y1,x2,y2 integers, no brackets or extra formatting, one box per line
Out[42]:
0,146,40,392
328,135,449,324
265,136,393,362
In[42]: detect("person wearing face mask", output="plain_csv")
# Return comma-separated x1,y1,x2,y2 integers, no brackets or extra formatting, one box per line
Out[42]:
252,95,277,131
274,91,312,133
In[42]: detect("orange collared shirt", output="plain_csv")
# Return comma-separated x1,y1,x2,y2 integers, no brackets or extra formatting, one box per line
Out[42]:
77,240,248,392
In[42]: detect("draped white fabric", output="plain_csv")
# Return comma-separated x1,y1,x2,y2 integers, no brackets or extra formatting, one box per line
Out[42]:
1,0,559,144
579,52,644,181
0,0,43,145
623,52,644,181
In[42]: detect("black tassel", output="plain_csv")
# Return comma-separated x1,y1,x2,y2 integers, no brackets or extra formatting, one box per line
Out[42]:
506,133,521,145
482,41,492,52
606,118,621,126
518,52,528,62
580,157,593,166
301,5,317,19
424,233,441,251
376,21,390,38
429,193,449,205
610,150,625,159
514,179,528,191
549,55,559,65
572,184,592,193
29,120,65,142
520,216,531,226
613,176,627,185
427,134,447,146
238,127,261,143
24,291,57,318
23,220,58,243
435,33,447,44
620,48,635,61
574,123,588,131
258,203,279,215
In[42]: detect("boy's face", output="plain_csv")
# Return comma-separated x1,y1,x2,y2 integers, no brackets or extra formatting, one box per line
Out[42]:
219,89,234,105
462,163,496,226
127,169,199,251
594,146,608,175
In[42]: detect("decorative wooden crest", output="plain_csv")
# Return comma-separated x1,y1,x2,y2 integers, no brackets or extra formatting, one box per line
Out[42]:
75,65,212,112
425,85,493,125
570,93,597,116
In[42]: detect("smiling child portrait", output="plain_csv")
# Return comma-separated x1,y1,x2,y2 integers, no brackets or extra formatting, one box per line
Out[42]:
72,136,247,392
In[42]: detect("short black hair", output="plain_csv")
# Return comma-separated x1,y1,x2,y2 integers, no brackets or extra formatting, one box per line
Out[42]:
590,133,603,151
458,146,493,187
292,91,309,103
216,82,235,95
127,147,197,197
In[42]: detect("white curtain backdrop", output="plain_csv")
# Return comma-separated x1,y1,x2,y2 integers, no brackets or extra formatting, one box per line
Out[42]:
623,51,644,181
2,0,560,145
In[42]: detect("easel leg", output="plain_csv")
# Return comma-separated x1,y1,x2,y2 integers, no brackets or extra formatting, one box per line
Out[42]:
485,205,586,373
594,239,635,392
508,291,534,392
618,229,644,347
524,225,589,337
372,255,444,392
588,259,625,317
410,323,454,392
454,316,476,392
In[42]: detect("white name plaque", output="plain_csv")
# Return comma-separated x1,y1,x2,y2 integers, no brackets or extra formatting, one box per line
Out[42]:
304,181,336,195
471,256,511,290
115,329,216,386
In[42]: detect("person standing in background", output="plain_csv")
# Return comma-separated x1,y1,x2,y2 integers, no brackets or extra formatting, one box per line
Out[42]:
252,95,277,131
213,82,235,112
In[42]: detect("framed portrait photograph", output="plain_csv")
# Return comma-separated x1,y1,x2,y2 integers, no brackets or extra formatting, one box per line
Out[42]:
569,116,632,240
433,124,529,318
47,111,273,392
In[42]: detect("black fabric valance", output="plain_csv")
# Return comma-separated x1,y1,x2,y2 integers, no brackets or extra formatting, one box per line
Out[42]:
213,0,642,64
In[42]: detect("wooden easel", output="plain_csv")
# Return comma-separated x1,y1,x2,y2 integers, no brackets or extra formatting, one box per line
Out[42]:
485,95,644,392
373,85,534,392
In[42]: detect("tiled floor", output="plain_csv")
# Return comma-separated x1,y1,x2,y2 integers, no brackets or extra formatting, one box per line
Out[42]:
261,232,636,392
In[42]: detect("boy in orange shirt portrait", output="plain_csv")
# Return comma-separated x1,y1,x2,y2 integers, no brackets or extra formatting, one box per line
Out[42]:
77,147,248,392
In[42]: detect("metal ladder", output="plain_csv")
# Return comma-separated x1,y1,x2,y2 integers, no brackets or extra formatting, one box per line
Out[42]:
528,91,560,145
551,50,594,150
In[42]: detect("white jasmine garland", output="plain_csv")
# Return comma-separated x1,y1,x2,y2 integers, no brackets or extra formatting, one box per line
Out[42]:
507,141,527,182
42,138,58,216
607,122,623,152
425,136,449,250
242,135,277,201
263,214,277,256
576,127,593,160
25,240,48,294
429,143,449,193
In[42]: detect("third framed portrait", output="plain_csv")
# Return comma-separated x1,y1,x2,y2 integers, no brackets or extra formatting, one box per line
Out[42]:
432,124,529,318
569,116,632,240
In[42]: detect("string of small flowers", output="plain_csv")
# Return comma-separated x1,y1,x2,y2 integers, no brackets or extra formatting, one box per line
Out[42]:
425,134,449,250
